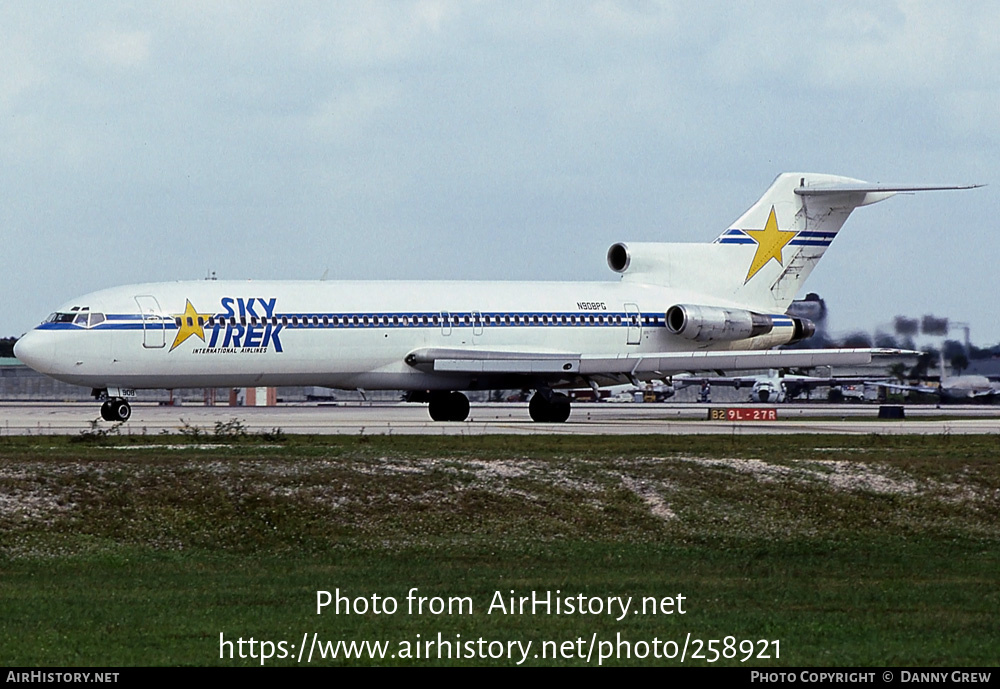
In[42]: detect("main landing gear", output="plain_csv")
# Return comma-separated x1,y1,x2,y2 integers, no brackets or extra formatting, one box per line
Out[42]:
420,390,572,423
528,391,571,423
428,391,470,422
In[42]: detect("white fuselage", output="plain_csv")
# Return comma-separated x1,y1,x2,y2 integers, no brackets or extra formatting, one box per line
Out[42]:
940,375,1000,400
750,377,786,403
14,279,794,393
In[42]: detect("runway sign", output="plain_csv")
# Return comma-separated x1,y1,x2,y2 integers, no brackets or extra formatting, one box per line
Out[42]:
708,408,778,421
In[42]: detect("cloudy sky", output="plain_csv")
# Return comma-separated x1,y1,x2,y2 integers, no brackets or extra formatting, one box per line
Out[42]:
2,1,997,344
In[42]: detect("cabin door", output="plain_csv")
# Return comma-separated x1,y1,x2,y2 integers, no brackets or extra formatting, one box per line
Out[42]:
134,295,166,349
471,310,484,343
624,303,642,345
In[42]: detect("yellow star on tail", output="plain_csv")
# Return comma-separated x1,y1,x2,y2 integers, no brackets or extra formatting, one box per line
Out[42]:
744,206,797,283
169,300,213,351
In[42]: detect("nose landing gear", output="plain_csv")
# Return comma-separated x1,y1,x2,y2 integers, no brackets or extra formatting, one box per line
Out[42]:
100,398,132,422
95,389,132,422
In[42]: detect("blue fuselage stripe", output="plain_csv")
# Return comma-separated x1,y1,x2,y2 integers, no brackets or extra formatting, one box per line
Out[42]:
38,311,667,332
36,309,803,334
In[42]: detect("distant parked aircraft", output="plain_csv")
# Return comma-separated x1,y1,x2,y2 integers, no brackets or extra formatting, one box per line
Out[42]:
879,353,1000,402
676,369,890,403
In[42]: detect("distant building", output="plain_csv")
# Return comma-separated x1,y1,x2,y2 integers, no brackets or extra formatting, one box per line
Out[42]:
0,357,405,404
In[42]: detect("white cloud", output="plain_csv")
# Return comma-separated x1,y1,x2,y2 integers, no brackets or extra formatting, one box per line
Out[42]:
297,1,457,67
305,81,402,143
86,28,152,69
0,1,997,343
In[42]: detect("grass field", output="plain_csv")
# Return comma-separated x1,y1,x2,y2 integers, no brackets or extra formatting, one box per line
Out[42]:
1,431,997,666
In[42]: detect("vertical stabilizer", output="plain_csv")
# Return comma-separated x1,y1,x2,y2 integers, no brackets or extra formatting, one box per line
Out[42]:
612,173,978,313
714,173,876,310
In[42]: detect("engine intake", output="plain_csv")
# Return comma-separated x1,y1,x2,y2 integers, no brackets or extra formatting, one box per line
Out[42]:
607,243,631,273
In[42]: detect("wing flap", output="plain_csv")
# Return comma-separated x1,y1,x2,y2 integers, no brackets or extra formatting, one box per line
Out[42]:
434,358,580,374
405,348,580,374
578,348,900,376
406,347,911,377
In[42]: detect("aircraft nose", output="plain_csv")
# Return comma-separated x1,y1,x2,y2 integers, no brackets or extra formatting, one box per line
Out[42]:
13,331,55,374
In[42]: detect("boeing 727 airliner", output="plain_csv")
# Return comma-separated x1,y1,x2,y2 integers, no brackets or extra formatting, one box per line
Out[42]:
14,173,976,423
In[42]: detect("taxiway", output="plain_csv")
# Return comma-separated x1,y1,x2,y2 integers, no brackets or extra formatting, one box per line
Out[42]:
2,402,999,436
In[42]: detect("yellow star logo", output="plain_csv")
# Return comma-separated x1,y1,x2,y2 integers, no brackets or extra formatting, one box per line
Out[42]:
743,206,797,283
170,299,213,351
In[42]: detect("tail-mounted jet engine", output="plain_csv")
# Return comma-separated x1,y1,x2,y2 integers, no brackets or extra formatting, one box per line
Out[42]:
665,304,814,345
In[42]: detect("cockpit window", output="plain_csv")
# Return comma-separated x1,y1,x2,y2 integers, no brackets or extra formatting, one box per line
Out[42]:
46,311,105,327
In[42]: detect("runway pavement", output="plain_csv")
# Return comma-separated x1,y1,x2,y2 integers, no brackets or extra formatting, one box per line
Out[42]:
2,402,1000,436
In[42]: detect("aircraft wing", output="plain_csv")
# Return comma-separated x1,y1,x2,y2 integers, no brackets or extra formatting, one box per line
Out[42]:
671,374,759,389
671,373,890,390
872,382,939,395
405,347,910,379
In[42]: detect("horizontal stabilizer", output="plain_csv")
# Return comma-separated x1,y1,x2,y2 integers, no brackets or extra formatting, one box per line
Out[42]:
795,183,982,196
